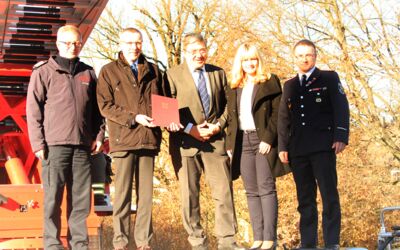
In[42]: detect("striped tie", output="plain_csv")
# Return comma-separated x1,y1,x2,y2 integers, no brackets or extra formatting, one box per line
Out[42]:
130,64,138,80
196,69,210,118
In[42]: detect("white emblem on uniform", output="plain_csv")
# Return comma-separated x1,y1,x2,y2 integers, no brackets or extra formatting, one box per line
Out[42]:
338,82,345,95
316,98,322,103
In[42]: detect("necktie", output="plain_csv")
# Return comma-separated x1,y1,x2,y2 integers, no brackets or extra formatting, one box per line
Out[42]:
301,74,307,87
130,64,138,80
196,69,210,118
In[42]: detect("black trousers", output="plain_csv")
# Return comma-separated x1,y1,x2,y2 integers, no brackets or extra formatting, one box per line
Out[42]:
290,151,340,247
42,145,92,250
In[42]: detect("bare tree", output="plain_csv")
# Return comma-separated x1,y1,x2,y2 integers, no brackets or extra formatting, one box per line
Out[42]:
257,0,400,162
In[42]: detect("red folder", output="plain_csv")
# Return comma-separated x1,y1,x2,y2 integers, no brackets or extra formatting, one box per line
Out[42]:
151,94,180,127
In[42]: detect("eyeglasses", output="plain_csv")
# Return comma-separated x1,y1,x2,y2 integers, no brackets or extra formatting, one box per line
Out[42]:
58,41,82,47
295,54,315,59
186,48,207,56
120,41,143,46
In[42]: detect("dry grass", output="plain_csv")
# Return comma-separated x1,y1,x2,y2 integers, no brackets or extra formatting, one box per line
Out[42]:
98,131,400,250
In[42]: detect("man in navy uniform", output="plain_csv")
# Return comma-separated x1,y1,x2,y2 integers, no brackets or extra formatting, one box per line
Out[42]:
278,39,350,250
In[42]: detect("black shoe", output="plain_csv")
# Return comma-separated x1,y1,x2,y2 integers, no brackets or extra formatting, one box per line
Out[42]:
325,244,340,250
293,244,317,250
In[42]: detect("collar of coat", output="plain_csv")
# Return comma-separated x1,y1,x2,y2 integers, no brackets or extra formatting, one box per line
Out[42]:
116,52,151,80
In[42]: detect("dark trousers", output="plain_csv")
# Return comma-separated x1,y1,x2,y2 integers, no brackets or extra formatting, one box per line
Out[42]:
290,151,341,247
42,145,91,250
177,151,237,247
112,150,154,248
240,131,277,241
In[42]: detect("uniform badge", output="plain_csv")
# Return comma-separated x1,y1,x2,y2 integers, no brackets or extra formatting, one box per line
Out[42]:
316,98,322,103
338,82,345,95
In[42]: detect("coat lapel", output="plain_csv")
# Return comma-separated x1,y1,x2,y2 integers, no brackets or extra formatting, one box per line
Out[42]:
181,62,203,111
252,78,280,109
306,67,321,86
251,83,259,109
137,55,150,83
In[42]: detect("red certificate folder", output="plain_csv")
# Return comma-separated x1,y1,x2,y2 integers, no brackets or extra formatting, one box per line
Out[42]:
151,94,180,127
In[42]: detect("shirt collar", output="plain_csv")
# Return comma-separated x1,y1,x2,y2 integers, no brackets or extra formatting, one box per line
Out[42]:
188,64,206,73
131,59,138,67
298,66,316,81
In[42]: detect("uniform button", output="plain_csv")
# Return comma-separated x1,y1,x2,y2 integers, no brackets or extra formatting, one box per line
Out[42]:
300,96,304,99
301,105,304,108
301,114,305,117
302,122,305,126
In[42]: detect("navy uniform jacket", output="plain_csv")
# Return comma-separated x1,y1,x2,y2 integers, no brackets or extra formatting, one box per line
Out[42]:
278,67,350,158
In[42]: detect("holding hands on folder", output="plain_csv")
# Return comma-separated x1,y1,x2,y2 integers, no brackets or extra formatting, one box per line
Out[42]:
135,114,156,128
138,114,183,132
166,121,220,142
165,122,183,132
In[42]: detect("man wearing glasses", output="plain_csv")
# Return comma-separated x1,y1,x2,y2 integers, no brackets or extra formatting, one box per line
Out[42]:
164,33,244,250
278,39,350,250
97,27,172,250
27,25,103,249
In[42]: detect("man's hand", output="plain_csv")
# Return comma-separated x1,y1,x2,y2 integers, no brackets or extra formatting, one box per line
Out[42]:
189,122,210,141
205,123,221,137
135,114,156,128
35,149,45,160
259,141,271,155
91,140,103,154
227,149,233,159
332,141,346,154
279,151,289,164
166,122,184,132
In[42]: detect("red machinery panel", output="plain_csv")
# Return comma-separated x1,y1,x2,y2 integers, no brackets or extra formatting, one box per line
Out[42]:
0,0,109,248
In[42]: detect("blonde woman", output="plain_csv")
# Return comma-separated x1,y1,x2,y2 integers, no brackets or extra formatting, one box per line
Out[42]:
226,43,289,250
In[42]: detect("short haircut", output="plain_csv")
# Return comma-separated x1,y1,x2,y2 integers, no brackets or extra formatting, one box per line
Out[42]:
182,33,207,50
294,39,316,53
57,25,82,40
119,27,142,40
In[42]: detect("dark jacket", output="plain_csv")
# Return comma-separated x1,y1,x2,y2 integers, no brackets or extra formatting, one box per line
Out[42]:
97,53,166,153
226,74,290,179
27,56,103,152
278,68,350,158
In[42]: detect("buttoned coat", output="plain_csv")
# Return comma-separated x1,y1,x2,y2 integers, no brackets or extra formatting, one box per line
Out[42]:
278,67,350,158
225,74,290,180
164,62,229,171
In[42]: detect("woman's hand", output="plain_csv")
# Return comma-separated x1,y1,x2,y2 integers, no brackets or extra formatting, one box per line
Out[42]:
259,141,271,155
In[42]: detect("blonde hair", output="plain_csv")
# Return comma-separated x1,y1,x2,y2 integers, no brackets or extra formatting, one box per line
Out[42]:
57,25,82,40
230,43,270,89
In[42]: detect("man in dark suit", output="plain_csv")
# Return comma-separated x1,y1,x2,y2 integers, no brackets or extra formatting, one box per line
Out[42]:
164,33,243,250
278,39,350,250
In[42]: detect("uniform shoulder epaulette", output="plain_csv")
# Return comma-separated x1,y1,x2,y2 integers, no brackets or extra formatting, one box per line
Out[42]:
32,60,48,70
